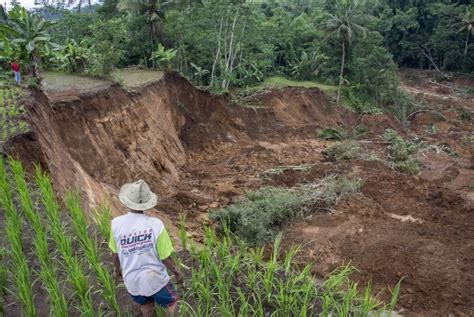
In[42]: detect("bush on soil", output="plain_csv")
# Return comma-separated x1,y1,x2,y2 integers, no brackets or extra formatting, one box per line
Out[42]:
317,127,348,140
324,140,363,160
382,129,422,174
317,125,369,141
210,175,363,244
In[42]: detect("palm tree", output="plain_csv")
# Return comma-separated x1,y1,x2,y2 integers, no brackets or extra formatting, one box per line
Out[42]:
324,0,367,105
117,0,181,66
459,5,474,58
0,6,54,80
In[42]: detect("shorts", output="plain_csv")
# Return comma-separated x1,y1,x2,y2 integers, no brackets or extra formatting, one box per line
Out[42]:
130,282,179,308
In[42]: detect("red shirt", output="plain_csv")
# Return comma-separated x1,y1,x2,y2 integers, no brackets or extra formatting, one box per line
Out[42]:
11,63,20,72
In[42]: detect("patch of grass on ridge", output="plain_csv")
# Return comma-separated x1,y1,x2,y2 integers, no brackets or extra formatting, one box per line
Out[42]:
251,76,337,93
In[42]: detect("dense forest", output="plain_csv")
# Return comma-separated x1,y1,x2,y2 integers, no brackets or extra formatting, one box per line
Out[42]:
0,0,473,117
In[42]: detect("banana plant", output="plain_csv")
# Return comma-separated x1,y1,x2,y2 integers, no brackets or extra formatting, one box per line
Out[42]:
149,43,177,69
0,6,54,80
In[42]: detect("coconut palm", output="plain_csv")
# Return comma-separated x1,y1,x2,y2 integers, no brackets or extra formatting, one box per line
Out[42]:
0,6,54,80
324,0,367,105
459,5,474,58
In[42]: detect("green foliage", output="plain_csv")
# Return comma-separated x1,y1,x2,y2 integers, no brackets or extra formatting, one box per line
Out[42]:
0,6,54,78
85,17,127,76
317,125,369,141
382,129,422,174
65,191,120,315
210,187,301,243
0,156,401,316
210,175,362,244
0,86,27,142
374,2,473,72
393,159,421,175
0,158,36,317
317,127,348,140
180,223,400,316
325,140,363,160
149,43,176,69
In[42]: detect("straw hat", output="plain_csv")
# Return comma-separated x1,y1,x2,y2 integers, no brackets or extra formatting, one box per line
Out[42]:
119,179,158,211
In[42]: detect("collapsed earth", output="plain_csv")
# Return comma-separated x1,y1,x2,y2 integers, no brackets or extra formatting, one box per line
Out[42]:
0,0,473,316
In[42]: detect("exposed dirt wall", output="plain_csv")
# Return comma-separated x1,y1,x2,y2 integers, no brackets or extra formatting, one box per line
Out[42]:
7,72,361,215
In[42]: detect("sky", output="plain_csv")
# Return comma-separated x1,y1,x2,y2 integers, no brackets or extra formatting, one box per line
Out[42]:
3,0,40,9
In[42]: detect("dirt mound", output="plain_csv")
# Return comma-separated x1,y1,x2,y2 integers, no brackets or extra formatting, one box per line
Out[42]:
281,160,473,316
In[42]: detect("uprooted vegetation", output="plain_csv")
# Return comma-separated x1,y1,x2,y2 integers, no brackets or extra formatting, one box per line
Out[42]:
210,175,363,244
317,125,369,141
321,129,427,175
324,141,364,161
382,129,422,175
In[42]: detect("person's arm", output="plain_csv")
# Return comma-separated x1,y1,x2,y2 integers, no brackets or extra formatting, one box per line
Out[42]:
108,228,121,281
162,257,182,284
157,227,183,284
112,253,121,280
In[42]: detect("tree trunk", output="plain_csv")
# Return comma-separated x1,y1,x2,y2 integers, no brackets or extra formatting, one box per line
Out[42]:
88,0,92,12
32,50,42,84
77,0,81,13
211,16,224,87
421,48,440,72
337,40,345,105
464,29,470,58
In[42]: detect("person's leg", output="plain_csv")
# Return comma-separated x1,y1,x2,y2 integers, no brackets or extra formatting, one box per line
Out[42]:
17,72,21,85
152,282,179,317
131,295,155,317
139,301,155,317
164,302,179,317
13,71,18,84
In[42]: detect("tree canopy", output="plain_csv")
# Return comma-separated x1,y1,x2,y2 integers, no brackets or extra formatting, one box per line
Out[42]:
0,0,472,115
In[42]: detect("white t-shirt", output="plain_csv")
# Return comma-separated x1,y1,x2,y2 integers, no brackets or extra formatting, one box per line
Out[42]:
109,212,174,296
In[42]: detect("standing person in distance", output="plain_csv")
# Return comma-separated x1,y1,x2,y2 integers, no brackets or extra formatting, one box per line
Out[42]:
11,60,21,85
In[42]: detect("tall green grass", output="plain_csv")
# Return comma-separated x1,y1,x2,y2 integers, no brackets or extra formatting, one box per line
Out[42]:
179,223,401,316
65,191,120,315
9,159,68,316
0,158,36,316
34,167,95,316
0,248,7,315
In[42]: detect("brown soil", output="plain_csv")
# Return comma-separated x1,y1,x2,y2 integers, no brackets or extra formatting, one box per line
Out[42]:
3,69,474,316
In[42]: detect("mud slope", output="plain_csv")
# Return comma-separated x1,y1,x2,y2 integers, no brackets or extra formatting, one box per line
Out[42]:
6,71,360,216
6,70,472,315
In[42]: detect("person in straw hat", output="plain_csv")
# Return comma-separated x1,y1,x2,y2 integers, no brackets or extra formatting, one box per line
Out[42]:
109,180,182,317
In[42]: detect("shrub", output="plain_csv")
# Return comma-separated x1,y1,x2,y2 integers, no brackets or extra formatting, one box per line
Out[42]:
210,175,362,244
382,129,422,174
324,140,362,160
317,127,348,140
393,159,420,175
